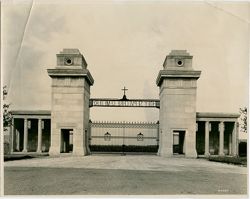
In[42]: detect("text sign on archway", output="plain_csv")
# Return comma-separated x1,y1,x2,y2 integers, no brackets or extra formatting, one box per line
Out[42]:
89,98,160,108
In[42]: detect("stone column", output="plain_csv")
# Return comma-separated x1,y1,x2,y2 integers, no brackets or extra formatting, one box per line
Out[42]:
22,118,28,153
229,133,232,155
205,121,210,156
16,129,20,151
37,119,42,153
219,121,224,156
236,122,239,156
231,121,238,156
10,118,14,153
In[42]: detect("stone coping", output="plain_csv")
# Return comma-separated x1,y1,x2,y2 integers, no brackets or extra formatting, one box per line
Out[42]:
11,110,51,116
196,112,240,119
156,69,201,86
10,110,240,120
47,68,94,85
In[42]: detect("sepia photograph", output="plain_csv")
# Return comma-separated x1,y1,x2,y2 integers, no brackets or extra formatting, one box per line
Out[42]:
1,0,249,197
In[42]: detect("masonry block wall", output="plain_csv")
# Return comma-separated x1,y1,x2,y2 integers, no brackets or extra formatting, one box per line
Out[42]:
156,50,201,157
48,49,94,156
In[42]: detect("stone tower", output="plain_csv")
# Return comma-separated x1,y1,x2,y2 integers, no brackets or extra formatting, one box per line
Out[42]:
47,49,94,155
156,50,201,157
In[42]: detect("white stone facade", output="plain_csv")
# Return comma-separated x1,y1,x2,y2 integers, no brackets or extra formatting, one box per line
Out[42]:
156,50,201,157
47,49,94,156
7,49,240,158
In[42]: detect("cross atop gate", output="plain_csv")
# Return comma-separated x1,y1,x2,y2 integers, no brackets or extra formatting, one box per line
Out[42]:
122,86,128,100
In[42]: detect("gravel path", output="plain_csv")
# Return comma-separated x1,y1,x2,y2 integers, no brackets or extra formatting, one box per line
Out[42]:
4,155,247,195
4,155,247,174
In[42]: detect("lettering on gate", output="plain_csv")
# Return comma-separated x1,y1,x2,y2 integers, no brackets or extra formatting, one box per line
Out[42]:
89,98,160,108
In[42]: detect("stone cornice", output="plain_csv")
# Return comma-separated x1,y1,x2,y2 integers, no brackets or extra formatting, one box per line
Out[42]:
11,110,51,116
156,70,201,86
10,110,240,120
47,68,94,86
165,55,193,59
196,112,240,119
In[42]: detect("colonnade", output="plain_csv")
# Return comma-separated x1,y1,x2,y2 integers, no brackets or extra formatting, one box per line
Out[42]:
10,116,239,157
11,117,47,153
199,120,238,156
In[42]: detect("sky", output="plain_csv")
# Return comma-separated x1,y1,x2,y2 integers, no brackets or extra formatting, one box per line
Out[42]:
2,0,249,132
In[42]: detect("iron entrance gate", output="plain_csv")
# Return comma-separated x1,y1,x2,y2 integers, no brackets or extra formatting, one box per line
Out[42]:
89,121,159,153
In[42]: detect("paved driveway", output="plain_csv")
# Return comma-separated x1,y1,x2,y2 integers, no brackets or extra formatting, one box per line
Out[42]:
4,155,247,195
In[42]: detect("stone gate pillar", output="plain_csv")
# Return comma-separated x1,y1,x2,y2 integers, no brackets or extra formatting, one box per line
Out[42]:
156,50,201,158
47,49,94,156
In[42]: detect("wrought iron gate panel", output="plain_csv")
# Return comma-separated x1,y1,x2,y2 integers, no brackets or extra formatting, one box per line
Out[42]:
90,121,159,148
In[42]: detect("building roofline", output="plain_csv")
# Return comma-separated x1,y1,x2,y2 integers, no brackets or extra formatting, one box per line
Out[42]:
11,110,51,116
156,70,201,86
47,68,94,85
196,112,240,118
11,110,240,119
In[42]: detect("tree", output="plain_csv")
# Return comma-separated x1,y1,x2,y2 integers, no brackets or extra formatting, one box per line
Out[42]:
3,86,12,131
239,107,247,133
